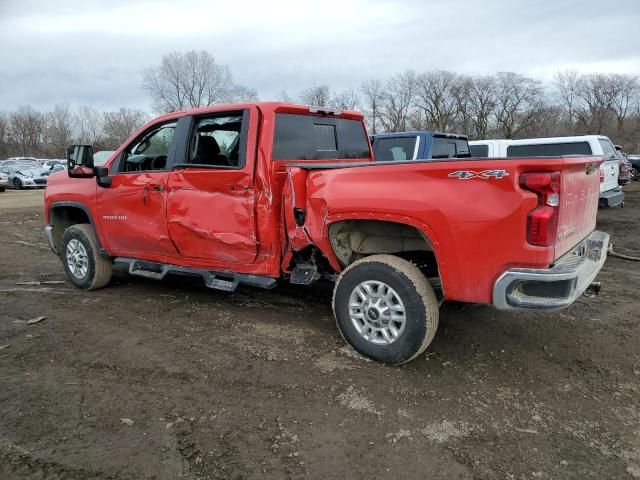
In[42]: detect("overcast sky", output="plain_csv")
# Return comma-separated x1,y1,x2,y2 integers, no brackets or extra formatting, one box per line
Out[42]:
1,0,639,112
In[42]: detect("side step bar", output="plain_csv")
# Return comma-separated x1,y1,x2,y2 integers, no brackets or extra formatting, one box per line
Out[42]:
114,258,277,292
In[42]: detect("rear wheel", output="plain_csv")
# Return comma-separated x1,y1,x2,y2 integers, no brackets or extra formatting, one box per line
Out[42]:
13,178,22,190
631,168,638,181
333,254,439,364
60,224,112,290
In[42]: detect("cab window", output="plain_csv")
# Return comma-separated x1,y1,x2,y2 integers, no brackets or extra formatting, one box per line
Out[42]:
373,137,417,161
118,122,176,172
186,112,246,168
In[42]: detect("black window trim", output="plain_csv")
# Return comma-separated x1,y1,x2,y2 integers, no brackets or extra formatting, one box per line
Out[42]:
172,109,250,171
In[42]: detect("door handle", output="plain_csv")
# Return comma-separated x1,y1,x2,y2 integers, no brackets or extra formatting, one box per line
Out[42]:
142,184,164,204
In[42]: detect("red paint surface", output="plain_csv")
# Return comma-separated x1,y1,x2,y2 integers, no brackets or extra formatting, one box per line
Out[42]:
45,102,601,305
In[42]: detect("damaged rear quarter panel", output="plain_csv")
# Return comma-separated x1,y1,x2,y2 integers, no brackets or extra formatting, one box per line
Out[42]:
298,159,556,304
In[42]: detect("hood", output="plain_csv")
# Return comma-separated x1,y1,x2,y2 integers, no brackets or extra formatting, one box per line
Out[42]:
16,168,46,177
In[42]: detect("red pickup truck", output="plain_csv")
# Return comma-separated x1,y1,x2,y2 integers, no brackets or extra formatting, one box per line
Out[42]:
44,102,608,364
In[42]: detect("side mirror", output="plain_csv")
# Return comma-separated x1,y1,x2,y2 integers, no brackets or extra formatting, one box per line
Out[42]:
94,166,112,188
67,145,95,178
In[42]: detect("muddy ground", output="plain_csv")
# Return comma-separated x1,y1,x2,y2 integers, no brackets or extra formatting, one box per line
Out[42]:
1,185,639,480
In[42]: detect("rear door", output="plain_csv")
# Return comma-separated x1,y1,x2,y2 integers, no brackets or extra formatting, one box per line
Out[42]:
166,108,258,265
598,139,620,192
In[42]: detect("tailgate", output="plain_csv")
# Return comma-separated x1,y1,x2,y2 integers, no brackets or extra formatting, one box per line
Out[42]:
600,159,619,192
555,157,600,259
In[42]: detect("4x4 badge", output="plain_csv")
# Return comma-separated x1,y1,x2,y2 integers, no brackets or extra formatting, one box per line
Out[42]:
449,170,509,180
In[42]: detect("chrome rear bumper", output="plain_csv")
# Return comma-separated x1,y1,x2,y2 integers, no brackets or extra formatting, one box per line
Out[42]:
493,231,609,311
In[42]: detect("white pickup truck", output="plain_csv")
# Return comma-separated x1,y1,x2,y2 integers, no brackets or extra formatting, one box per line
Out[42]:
469,135,624,207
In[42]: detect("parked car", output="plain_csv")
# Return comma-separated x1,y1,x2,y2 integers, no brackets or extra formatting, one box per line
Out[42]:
93,151,116,166
371,132,470,161
0,164,48,189
469,136,624,208
4,157,38,166
0,171,9,192
614,145,632,185
44,102,607,364
41,159,66,172
628,155,640,181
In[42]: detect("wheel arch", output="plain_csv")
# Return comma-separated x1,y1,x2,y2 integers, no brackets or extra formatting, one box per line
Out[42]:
325,217,444,296
49,202,108,257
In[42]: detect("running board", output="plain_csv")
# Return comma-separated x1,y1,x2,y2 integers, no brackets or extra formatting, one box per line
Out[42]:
114,258,277,292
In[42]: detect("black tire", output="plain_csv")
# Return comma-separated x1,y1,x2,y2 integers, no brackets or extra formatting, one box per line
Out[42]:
0,186,5,192
631,168,638,181
13,178,22,190
60,224,112,290
333,254,439,365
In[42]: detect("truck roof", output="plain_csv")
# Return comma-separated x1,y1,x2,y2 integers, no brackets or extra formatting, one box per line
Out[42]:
155,102,364,121
469,135,611,145
372,131,468,140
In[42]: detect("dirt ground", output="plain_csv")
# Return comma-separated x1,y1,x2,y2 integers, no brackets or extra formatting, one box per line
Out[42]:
1,185,639,480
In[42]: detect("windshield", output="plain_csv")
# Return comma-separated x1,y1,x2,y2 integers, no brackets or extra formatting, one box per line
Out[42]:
16,168,43,177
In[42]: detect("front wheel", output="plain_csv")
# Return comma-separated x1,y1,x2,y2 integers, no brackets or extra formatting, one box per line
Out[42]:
60,224,112,290
13,178,22,190
333,255,439,364
631,168,638,181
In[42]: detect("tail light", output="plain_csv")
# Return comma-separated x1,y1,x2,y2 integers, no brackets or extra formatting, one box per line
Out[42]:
599,165,605,183
520,171,561,246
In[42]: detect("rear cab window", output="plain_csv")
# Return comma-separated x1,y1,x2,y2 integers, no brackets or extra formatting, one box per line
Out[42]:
431,137,470,159
373,136,418,161
506,142,592,157
272,114,370,160
470,144,489,157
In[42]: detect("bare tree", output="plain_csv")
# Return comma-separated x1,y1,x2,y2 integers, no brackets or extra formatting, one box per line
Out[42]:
9,106,46,156
553,70,580,133
299,85,331,106
278,90,294,103
379,70,417,132
143,50,254,113
494,72,544,138
414,70,463,132
360,79,384,134
609,74,639,132
231,85,259,103
75,105,104,147
45,104,74,157
574,74,618,134
0,112,9,158
102,108,148,149
463,76,497,139
332,87,360,110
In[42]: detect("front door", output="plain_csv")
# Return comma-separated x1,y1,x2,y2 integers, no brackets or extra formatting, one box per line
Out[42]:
166,109,258,265
97,119,181,258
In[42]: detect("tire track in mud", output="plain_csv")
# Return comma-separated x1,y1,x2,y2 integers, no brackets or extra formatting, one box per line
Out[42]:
0,435,134,480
